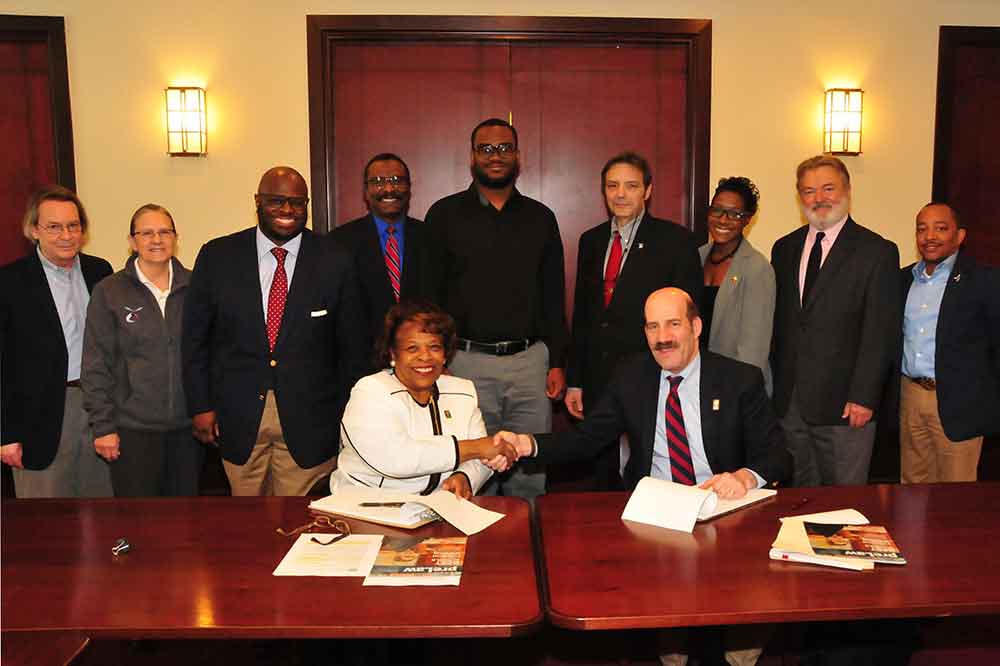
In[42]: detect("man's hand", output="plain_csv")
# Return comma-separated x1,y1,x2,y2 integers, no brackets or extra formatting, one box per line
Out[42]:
564,388,584,419
440,473,472,499
94,433,121,462
192,410,220,445
0,442,24,469
546,368,566,400
841,402,874,429
480,431,532,471
699,468,756,499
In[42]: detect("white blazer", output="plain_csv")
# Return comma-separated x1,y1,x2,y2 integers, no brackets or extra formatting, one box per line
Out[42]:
331,370,492,495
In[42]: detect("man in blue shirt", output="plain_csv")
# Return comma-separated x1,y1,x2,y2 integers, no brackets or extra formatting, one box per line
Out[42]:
899,202,1000,483
332,153,428,360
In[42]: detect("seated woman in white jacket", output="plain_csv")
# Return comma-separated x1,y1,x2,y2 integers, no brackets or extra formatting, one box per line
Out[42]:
331,300,509,498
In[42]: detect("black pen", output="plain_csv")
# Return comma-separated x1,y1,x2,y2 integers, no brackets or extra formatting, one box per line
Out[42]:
359,502,406,508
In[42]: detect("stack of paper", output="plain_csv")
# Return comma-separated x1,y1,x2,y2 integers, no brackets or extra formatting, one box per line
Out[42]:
621,476,777,533
769,509,909,571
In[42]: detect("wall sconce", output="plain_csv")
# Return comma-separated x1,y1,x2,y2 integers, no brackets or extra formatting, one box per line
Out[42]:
824,88,863,155
165,86,207,156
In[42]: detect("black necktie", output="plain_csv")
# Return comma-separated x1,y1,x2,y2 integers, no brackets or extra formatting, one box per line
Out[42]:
802,231,825,303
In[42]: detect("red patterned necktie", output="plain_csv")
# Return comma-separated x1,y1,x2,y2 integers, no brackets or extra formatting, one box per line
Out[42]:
266,247,288,352
603,230,623,308
385,224,401,302
665,375,695,485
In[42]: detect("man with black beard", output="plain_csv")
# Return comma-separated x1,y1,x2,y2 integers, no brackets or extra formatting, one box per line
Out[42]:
182,166,367,495
424,118,569,501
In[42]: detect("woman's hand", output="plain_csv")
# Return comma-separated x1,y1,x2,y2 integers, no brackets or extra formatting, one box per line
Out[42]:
441,472,472,499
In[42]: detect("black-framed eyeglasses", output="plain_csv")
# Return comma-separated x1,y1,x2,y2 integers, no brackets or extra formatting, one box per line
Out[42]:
259,195,309,210
38,222,83,236
474,142,516,156
365,175,410,189
707,206,751,221
276,515,351,546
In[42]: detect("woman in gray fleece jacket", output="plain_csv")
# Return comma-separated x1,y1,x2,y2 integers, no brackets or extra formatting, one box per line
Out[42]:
81,204,202,496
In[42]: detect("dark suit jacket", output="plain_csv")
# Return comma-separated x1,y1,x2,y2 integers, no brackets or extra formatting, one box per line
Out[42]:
331,214,427,361
900,251,1000,441
535,351,791,491
770,218,901,424
1,250,113,469
182,227,368,468
567,214,704,404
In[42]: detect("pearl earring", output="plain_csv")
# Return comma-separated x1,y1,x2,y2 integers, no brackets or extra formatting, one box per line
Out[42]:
390,359,396,368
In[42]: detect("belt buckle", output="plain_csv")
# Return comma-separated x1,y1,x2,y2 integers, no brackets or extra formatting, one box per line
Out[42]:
495,341,510,355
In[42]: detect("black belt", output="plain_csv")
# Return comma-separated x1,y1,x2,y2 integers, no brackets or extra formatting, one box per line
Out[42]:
906,376,936,391
66,379,81,388
457,338,537,356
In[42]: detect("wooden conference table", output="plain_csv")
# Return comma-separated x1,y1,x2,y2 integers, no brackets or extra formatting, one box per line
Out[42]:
537,482,1000,630
1,496,541,639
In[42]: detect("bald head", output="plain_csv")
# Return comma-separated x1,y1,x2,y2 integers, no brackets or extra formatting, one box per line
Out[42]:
643,288,702,373
255,165,309,244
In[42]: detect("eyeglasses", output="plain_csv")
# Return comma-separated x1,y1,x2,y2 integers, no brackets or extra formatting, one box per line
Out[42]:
259,195,309,210
132,229,176,240
365,175,410,189
707,206,752,221
276,515,351,546
474,142,516,156
38,222,83,236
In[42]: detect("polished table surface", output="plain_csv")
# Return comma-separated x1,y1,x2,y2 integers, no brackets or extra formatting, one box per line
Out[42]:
1,496,541,638
537,482,1000,630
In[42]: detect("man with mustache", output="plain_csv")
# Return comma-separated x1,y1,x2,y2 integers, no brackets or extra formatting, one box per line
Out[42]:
333,153,428,361
424,118,569,501
493,287,790,666
182,166,367,495
770,155,901,487
898,202,1000,483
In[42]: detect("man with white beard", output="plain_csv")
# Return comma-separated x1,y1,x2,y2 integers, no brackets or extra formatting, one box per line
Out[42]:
769,155,901,487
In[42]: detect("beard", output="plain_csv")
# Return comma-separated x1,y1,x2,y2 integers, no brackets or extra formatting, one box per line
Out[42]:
472,161,519,189
801,196,850,230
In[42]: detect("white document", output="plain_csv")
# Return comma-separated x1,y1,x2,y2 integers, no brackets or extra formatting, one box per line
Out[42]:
272,533,384,577
309,486,505,536
621,476,777,534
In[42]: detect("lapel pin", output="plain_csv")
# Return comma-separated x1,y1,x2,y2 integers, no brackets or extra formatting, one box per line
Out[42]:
731,276,739,283
952,273,961,283
637,242,644,249
444,410,452,419
712,399,720,411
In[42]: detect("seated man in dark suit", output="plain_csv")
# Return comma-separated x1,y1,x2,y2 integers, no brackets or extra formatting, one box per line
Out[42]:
899,202,1000,483
494,286,790,665
332,153,427,361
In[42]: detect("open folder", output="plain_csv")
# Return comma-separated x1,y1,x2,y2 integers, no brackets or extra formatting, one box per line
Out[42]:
309,486,505,536
769,509,876,571
621,476,777,533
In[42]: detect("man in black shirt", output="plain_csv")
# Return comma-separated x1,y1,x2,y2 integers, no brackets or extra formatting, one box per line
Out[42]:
424,118,569,501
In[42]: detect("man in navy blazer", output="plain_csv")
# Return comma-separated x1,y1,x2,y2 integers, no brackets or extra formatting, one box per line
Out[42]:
182,166,368,496
501,287,790,494
1,186,113,497
770,155,901,487
332,153,426,361
899,202,1000,483
565,151,703,489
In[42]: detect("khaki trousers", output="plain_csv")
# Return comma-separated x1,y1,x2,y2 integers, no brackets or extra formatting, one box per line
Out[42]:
222,391,336,496
899,377,982,483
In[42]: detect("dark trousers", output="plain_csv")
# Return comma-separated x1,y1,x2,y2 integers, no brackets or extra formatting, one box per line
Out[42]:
110,427,204,497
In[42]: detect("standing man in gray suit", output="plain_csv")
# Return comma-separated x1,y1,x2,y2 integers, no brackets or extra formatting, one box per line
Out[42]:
770,156,901,487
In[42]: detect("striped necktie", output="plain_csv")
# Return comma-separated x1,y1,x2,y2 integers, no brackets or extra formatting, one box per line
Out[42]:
385,224,401,302
665,375,695,485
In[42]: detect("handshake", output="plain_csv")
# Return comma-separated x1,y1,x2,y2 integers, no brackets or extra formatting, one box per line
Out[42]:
480,431,534,472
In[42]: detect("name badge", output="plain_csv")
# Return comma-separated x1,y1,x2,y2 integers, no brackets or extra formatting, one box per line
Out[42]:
311,309,328,318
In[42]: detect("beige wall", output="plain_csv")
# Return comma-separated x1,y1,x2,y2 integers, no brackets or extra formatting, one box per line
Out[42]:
3,1,999,268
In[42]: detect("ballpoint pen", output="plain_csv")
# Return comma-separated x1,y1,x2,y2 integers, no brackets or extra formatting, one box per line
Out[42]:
359,502,406,508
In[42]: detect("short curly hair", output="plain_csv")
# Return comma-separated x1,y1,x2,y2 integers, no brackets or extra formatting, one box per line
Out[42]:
713,176,760,216
374,299,458,369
